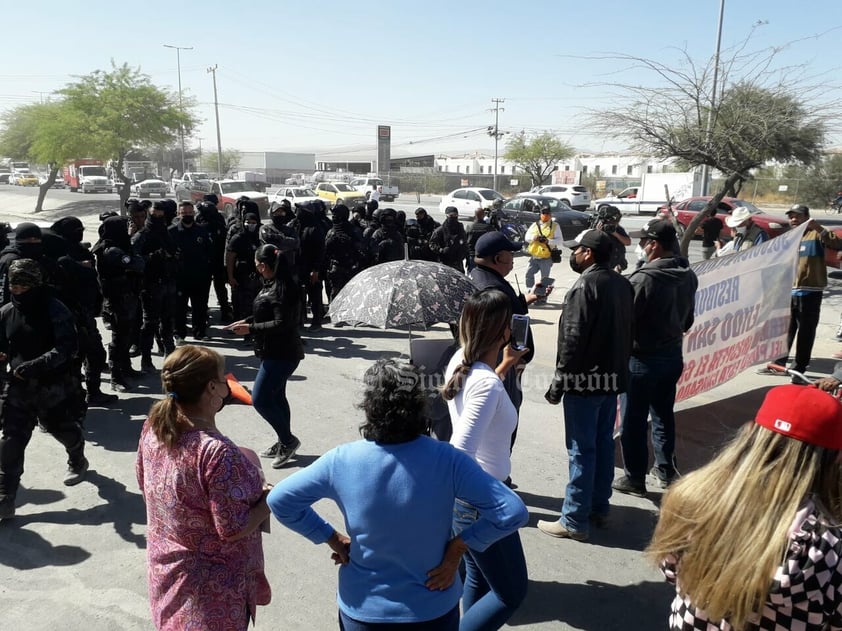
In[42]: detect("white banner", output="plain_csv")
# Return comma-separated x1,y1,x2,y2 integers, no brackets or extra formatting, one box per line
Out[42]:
676,222,809,401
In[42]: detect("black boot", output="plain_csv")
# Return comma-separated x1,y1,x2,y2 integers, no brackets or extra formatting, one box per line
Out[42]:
122,363,143,379
88,389,119,406
0,495,15,520
220,304,234,324
110,368,131,393
64,443,89,487
141,355,156,375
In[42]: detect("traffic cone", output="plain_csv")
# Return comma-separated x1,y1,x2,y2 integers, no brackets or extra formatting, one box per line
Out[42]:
225,373,252,405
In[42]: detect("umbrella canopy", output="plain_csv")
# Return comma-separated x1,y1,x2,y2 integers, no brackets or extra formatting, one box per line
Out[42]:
328,260,477,330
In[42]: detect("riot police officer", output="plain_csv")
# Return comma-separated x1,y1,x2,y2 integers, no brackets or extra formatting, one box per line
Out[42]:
324,204,363,301
169,201,214,344
369,207,405,264
93,215,145,391
430,207,469,272
196,197,233,323
227,211,262,321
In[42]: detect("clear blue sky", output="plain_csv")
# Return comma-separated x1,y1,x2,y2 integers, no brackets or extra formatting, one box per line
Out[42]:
2,0,840,157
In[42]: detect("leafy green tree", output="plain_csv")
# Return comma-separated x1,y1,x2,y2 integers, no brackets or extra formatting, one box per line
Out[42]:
201,149,242,177
504,131,574,187
59,61,199,209
0,101,88,211
591,43,829,255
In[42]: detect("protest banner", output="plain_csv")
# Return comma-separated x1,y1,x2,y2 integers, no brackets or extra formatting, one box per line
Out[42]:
676,222,809,401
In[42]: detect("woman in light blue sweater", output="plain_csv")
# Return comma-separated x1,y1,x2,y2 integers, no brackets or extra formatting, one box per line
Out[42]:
267,358,527,630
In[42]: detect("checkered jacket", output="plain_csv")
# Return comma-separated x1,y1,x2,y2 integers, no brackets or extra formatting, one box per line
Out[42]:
662,501,842,630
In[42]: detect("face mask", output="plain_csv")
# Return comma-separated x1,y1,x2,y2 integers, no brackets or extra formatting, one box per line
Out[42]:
735,226,747,235
217,383,232,413
246,223,258,232
272,216,285,229
11,286,42,312
18,243,42,259
569,252,586,274
70,229,84,244
635,243,648,262
181,215,195,226
446,216,459,226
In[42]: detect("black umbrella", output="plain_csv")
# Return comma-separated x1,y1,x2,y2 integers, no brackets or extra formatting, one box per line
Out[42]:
327,259,477,349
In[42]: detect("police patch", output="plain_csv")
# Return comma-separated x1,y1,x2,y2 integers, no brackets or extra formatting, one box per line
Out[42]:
122,255,131,264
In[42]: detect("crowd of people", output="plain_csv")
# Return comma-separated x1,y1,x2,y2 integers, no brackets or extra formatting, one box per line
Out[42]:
5,189,842,630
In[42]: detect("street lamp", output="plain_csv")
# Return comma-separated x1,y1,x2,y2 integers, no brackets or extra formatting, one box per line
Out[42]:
163,43,193,175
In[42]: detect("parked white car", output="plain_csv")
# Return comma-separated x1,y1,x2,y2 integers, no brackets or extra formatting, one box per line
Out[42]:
270,186,322,210
131,179,169,198
438,187,504,219
535,184,591,210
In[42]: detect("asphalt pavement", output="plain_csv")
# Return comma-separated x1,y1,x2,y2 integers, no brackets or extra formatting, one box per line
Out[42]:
1,185,842,630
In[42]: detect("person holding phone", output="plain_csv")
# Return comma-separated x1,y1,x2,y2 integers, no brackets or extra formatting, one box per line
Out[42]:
541,230,633,541
442,288,530,630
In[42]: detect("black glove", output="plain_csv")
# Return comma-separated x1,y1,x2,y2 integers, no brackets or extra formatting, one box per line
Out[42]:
544,386,561,405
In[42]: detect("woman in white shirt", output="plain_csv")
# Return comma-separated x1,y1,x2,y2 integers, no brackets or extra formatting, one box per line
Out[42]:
443,288,529,631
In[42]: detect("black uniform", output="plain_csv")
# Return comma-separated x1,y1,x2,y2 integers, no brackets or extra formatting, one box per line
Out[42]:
465,218,496,270
369,221,405,264
0,285,84,506
260,216,300,283
405,220,435,261
227,217,262,320
196,201,232,322
132,215,178,364
430,217,469,272
93,216,144,388
169,218,213,340
292,204,326,329
324,215,363,301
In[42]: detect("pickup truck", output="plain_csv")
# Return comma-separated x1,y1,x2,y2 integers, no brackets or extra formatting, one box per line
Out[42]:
172,172,211,201
187,179,270,218
349,177,399,202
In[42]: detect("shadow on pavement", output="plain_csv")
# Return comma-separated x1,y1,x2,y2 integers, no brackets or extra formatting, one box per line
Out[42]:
85,396,154,453
37,198,122,220
304,336,405,360
0,522,92,569
509,578,673,629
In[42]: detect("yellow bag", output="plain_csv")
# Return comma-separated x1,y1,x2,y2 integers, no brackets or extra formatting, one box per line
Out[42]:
527,222,553,259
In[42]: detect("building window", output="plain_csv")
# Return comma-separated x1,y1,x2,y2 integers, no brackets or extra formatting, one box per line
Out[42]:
465,166,470,174
647,165,653,174
611,165,618,175
582,165,588,174
456,166,460,173
594,165,600,176
564,165,569,171
438,165,442,172
511,166,516,175
500,166,505,174
479,166,484,174
627,165,633,175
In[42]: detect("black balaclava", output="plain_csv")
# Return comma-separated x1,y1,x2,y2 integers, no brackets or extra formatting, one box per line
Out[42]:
99,216,131,251
51,216,85,245
14,223,43,260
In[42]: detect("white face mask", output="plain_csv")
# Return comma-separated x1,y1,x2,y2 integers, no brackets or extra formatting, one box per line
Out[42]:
635,243,648,262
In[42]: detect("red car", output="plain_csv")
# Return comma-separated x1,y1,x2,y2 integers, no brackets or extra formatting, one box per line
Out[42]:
660,196,842,268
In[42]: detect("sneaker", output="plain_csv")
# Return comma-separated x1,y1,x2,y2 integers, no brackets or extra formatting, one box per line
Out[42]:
87,391,119,406
0,495,15,520
756,363,788,376
649,467,678,489
260,441,281,458
272,437,301,469
129,344,141,358
612,475,647,498
537,519,588,541
63,457,89,486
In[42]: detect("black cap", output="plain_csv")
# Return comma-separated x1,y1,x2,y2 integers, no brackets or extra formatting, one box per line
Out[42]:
787,204,810,216
634,219,677,243
14,222,42,241
444,206,459,217
475,232,523,258
563,229,613,257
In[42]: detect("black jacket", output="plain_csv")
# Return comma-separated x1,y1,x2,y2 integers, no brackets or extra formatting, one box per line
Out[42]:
628,256,698,356
132,219,178,285
248,277,304,361
468,264,534,365
547,264,634,399
429,220,469,267
325,221,363,273
169,222,213,280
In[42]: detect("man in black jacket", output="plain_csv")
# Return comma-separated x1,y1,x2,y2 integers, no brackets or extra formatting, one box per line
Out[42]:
540,229,633,540
169,201,214,344
324,204,363,301
430,206,469,272
614,219,698,497
196,197,233,323
0,260,87,519
292,202,326,330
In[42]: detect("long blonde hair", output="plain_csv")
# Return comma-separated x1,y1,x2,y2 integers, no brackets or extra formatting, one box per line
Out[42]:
147,345,225,448
647,421,842,629
442,288,511,401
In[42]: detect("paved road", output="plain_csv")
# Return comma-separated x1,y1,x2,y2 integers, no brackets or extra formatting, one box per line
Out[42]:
0,186,841,630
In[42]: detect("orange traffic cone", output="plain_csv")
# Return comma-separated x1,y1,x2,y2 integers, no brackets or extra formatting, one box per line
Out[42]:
225,373,252,405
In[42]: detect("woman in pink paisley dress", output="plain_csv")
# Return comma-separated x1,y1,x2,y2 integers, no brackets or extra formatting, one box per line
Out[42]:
136,345,272,630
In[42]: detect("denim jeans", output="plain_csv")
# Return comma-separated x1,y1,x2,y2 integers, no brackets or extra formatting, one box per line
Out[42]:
338,605,459,630
252,358,300,446
619,349,684,482
452,500,528,631
560,394,617,534
524,256,553,290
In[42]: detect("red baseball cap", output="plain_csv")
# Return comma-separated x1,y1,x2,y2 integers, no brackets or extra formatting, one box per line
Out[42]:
755,385,842,450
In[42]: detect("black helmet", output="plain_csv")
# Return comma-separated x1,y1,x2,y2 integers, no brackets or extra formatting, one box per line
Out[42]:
124,197,140,209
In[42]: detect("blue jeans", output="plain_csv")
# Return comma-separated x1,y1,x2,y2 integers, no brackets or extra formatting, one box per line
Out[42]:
452,500,528,631
560,394,617,534
338,606,459,630
524,256,553,290
619,350,684,482
252,358,300,446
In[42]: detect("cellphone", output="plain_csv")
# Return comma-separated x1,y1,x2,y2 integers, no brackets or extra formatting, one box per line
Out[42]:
510,314,530,350
534,278,555,297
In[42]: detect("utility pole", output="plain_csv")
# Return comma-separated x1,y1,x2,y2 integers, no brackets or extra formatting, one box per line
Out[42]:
197,137,203,170
700,0,725,196
488,98,505,191
208,64,223,178
163,44,193,175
